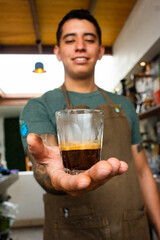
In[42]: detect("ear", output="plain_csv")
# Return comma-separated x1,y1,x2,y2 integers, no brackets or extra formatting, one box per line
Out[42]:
53,45,62,61
98,45,105,60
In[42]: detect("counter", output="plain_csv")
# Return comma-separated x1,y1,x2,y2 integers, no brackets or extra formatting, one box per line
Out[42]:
0,173,19,239
0,173,19,197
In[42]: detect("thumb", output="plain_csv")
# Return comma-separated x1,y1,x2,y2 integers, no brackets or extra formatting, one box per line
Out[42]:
27,133,45,159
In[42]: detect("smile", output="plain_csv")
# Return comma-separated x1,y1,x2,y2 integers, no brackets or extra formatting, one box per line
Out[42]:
72,57,89,63
74,57,88,61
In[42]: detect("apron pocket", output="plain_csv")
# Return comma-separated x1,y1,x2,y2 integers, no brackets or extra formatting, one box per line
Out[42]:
43,193,111,240
123,208,150,240
45,202,111,240
54,214,111,240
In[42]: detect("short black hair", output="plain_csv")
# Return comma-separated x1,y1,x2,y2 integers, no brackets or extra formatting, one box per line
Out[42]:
56,9,102,46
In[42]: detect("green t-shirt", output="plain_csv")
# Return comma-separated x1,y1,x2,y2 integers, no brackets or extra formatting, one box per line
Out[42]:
20,88,142,150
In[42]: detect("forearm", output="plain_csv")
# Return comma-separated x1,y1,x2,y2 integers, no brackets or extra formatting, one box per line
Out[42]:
138,167,160,237
132,145,160,238
27,149,66,195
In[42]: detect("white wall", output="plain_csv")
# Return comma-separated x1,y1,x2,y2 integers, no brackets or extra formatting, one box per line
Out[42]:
102,0,160,90
7,171,45,227
0,105,24,165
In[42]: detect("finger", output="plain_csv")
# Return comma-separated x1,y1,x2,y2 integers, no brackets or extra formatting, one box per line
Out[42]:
27,133,45,156
107,158,121,175
108,158,128,175
118,161,128,174
27,133,51,165
50,170,91,193
87,158,128,181
86,160,113,181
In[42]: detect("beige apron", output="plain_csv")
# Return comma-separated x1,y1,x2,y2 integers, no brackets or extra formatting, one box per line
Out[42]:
43,86,150,240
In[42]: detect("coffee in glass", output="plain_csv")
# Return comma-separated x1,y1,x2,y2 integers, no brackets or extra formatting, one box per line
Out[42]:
56,109,104,174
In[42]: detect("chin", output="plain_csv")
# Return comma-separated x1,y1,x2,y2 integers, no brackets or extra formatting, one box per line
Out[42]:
74,73,93,80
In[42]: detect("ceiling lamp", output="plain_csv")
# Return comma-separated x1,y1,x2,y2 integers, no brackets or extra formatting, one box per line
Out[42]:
139,61,147,67
33,62,46,73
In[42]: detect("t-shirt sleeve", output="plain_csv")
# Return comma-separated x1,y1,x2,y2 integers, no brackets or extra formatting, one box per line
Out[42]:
19,98,57,151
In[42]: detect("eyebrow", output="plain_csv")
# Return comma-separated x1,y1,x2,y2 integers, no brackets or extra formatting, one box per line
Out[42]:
62,32,97,39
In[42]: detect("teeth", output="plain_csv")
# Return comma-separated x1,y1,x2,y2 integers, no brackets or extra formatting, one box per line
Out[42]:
75,58,87,61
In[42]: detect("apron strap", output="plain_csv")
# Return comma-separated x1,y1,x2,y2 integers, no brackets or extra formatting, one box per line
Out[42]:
61,83,73,109
98,87,114,105
61,83,114,108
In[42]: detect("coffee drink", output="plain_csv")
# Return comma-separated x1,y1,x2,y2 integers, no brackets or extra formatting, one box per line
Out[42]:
56,109,104,174
60,142,101,171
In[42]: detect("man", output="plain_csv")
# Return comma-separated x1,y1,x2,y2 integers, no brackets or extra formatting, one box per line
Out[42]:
20,9,160,240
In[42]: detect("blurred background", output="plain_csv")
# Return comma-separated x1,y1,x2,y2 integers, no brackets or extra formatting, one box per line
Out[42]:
0,0,160,239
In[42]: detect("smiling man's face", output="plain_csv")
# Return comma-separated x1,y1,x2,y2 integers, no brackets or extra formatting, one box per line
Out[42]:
54,19,104,80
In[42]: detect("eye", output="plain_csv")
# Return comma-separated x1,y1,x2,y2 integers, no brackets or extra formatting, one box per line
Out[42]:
65,39,75,44
84,38,95,43
86,39,95,43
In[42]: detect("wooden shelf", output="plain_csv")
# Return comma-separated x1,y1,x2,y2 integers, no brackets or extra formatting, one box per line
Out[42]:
139,105,160,120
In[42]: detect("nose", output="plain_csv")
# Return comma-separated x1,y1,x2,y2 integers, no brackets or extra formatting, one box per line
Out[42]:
75,37,86,51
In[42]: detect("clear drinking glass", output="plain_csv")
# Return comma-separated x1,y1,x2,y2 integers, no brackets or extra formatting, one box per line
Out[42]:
56,109,104,174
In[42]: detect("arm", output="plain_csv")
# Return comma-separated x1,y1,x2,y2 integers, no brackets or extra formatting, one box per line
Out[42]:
27,133,128,197
27,133,66,195
132,144,160,238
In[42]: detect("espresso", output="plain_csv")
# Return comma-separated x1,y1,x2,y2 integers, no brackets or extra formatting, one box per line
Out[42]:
61,143,101,170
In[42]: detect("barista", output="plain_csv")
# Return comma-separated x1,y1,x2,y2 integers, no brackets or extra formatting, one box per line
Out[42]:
20,9,160,240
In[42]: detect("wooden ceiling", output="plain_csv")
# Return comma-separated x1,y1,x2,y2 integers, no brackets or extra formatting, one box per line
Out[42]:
0,0,137,54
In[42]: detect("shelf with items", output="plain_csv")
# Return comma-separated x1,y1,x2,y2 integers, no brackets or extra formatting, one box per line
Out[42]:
134,74,156,113
126,56,160,177
134,56,160,116
139,105,160,120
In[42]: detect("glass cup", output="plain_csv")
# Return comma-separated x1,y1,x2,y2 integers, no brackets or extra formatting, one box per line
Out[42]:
56,109,104,174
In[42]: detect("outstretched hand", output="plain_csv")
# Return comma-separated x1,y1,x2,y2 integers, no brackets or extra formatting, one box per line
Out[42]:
27,133,128,196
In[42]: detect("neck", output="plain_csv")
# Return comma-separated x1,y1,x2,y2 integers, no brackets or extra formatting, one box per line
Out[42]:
64,77,98,93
